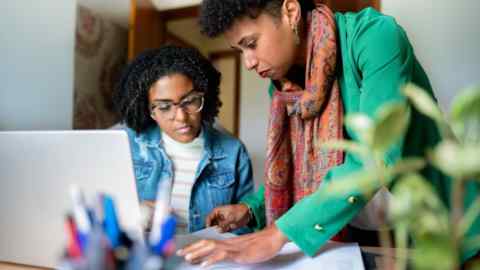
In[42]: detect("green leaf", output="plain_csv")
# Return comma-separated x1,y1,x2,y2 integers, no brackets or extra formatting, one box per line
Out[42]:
464,235,480,259
429,140,480,178
390,157,426,175
389,174,449,234
460,197,480,237
403,83,455,139
321,139,368,158
371,102,410,154
345,114,373,145
450,86,480,144
403,83,445,124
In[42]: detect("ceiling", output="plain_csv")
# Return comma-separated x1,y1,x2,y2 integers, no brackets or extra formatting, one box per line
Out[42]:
77,0,200,29
151,0,200,10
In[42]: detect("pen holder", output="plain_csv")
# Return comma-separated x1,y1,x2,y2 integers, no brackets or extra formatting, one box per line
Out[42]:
58,239,169,270
60,190,176,270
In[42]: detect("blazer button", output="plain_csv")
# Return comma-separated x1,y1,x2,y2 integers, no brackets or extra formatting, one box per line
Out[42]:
314,224,324,232
348,196,357,204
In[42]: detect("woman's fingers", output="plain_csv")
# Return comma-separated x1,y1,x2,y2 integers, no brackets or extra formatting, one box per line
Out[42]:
201,249,237,267
218,222,230,233
179,239,237,264
205,210,221,227
178,225,289,267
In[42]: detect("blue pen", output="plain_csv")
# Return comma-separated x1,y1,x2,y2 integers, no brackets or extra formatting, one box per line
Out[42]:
70,186,91,252
151,215,176,256
149,180,176,256
102,194,122,249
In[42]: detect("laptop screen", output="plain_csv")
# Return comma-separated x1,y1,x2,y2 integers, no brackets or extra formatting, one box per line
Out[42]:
0,130,142,268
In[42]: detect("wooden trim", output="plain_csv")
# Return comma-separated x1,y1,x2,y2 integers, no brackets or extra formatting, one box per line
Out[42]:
158,5,200,21
128,0,166,60
209,50,240,60
209,50,241,137
128,0,137,60
164,31,196,48
373,0,381,11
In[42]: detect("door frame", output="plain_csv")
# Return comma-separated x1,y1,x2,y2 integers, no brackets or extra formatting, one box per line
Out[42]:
209,50,241,137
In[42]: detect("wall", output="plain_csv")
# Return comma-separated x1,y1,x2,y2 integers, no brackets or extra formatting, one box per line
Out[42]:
0,1,76,130
77,0,130,29
238,65,270,188
382,0,480,111
73,5,128,129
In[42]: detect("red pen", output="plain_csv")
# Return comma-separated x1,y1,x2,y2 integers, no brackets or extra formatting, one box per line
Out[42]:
65,214,83,259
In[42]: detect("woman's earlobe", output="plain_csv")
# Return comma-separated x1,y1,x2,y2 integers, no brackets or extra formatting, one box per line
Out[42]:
283,0,302,23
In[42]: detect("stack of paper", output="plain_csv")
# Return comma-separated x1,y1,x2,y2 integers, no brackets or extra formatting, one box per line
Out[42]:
167,227,365,270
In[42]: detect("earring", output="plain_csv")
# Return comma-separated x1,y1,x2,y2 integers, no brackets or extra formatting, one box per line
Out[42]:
292,23,300,45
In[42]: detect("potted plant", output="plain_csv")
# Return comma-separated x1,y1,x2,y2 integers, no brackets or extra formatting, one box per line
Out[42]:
322,83,480,269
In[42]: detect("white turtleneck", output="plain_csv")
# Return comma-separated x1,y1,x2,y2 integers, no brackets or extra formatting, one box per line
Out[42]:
162,130,204,233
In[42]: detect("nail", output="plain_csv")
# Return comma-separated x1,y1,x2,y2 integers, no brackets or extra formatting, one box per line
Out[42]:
201,261,209,268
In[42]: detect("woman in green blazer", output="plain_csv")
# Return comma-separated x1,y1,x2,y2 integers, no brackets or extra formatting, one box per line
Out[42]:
177,0,480,266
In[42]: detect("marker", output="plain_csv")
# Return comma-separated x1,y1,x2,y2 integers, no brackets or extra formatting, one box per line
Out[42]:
149,180,176,256
70,186,91,252
151,215,176,256
64,214,82,259
102,194,122,248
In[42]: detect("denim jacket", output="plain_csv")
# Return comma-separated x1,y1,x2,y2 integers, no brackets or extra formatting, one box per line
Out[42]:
125,124,254,232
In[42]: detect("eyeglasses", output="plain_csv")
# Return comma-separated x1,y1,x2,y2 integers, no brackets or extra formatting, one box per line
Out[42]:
150,93,204,120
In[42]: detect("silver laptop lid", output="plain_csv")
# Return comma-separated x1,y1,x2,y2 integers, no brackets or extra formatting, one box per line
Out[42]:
0,130,142,268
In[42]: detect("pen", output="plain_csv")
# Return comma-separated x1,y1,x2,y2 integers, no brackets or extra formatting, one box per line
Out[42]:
64,214,82,259
151,215,176,256
102,193,122,249
149,180,176,256
70,186,91,252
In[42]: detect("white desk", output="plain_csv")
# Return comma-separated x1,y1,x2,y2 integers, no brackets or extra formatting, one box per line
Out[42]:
167,227,366,270
0,228,399,270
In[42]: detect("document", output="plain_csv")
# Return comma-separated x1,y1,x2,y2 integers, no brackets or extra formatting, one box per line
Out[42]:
166,227,365,270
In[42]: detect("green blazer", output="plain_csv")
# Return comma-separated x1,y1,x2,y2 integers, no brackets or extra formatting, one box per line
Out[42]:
240,8,480,261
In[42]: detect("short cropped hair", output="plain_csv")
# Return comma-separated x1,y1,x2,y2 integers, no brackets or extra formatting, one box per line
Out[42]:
199,0,315,37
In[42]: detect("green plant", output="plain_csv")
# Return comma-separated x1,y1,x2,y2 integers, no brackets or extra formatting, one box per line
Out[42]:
321,83,480,269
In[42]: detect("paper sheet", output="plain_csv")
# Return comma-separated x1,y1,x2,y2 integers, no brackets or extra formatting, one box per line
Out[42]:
166,227,365,270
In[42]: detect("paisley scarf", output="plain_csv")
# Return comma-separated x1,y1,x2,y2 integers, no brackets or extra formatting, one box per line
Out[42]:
264,3,346,239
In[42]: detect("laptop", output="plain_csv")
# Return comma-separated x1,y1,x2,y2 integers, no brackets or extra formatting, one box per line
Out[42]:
0,130,142,268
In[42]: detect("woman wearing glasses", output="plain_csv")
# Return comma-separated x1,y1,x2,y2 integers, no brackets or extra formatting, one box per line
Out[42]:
114,45,254,233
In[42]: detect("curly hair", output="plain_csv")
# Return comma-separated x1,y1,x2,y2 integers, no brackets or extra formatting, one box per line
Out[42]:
113,45,222,133
199,0,315,38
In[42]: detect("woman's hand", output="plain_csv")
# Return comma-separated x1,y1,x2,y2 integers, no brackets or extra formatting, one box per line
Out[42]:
177,224,288,267
205,203,251,233
177,224,289,267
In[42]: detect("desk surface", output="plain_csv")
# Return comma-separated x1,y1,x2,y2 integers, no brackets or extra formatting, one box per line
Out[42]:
0,247,398,270
0,262,51,270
